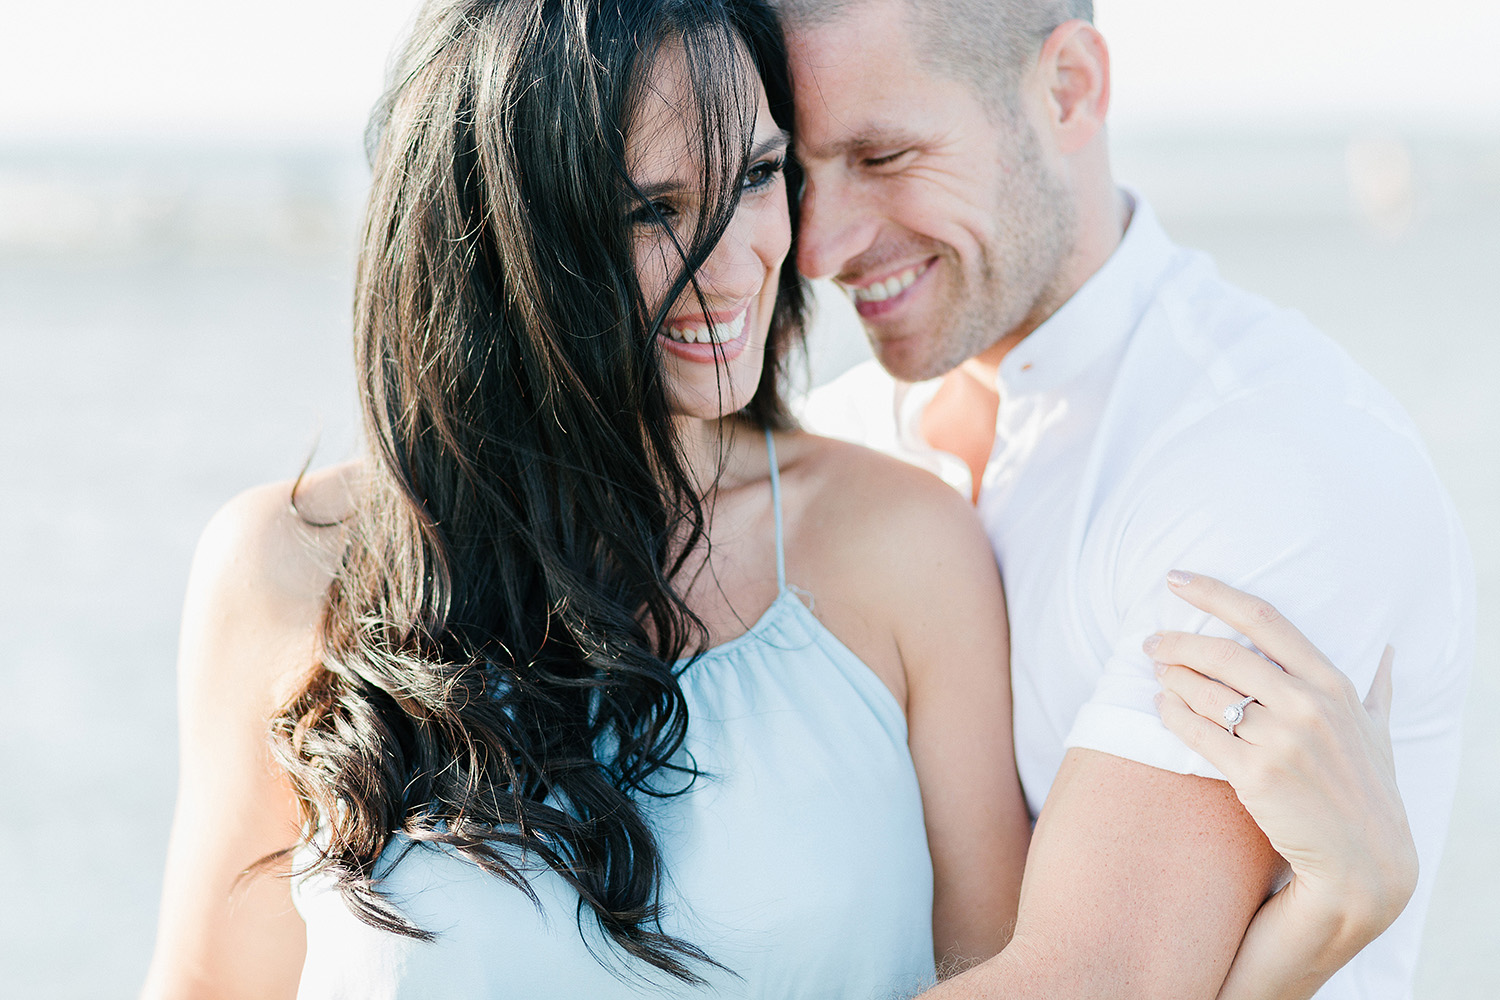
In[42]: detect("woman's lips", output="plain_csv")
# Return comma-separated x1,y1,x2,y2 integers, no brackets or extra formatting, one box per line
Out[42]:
659,307,752,363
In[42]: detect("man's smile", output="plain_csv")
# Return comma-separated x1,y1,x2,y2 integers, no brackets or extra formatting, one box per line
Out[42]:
838,258,935,316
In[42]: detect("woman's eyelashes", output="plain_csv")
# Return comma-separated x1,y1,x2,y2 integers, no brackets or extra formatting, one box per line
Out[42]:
628,199,679,228
626,155,783,229
741,154,785,193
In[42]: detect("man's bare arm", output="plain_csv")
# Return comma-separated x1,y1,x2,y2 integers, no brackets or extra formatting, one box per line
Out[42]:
920,750,1284,999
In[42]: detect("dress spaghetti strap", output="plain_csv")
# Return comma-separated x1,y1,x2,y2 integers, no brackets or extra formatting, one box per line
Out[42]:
764,426,787,595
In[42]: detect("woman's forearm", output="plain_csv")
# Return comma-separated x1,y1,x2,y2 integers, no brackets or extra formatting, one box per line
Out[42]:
1218,876,1399,1000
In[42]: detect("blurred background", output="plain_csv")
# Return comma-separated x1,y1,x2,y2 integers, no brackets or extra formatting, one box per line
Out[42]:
1,0,1495,995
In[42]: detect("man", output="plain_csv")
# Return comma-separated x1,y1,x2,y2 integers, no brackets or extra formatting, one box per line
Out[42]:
783,1,1474,996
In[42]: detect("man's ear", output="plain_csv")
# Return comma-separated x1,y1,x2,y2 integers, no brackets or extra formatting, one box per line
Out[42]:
1036,20,1109,155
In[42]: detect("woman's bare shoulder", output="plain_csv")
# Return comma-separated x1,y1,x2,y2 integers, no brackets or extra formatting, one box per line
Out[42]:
778,431,978,544
776,431,996,607
181,461,362,702
772,431,1006,708
195,462,358,600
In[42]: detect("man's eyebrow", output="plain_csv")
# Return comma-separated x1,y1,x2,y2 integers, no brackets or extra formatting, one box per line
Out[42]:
797,125,913,161
631,128,792,201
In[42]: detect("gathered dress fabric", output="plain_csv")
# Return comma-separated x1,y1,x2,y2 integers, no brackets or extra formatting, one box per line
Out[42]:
291,430,937,999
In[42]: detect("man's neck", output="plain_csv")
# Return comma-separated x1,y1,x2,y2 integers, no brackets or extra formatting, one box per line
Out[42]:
918,187,1134,502
979,186,1133,370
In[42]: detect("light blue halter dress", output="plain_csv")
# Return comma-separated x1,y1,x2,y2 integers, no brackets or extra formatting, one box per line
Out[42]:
292,431,936,999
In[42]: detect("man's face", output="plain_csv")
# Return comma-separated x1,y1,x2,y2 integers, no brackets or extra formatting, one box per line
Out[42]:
787,0,1076,382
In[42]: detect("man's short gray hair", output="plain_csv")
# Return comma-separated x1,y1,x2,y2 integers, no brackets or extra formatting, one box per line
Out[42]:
777,0,1093,115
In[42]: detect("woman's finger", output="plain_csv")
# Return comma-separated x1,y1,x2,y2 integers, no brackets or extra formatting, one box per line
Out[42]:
1156,690,1250,779
1145,630,1290,708
1165,570,1342,689
1155,661,1267,744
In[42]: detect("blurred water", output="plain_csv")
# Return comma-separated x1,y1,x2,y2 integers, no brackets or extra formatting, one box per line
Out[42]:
1,134,1495,997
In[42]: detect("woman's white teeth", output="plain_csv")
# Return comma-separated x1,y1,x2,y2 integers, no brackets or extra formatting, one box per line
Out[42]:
851,262,928,303
666,311,746,344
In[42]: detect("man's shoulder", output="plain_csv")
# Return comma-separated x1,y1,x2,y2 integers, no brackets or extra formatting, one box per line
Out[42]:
1149,251,1332,374
1129,256,1424,455
1097,269,1472,669
1096,257,1470,628
1105,284,1450,544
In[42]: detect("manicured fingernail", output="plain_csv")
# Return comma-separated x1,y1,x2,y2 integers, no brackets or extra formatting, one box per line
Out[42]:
1153,691,1165,710
1153,660,1167,677
1142,633,1162,656
1166,569,1194,587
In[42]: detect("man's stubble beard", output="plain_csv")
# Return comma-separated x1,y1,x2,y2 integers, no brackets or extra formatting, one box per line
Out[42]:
905,114,1077,382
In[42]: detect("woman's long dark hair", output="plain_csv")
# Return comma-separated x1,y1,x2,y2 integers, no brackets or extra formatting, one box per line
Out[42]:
269,0,805,981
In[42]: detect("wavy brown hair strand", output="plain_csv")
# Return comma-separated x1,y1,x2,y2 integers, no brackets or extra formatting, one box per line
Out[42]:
267,0,805,982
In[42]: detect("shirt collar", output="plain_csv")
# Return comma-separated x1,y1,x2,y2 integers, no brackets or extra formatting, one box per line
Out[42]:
995,190,1182,400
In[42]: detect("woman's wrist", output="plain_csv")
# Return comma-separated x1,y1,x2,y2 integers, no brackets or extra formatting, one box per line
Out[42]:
1277,862,1415,968
1217,880,1370,1000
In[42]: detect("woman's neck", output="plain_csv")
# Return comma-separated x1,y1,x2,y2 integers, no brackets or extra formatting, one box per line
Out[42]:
673,414,755,497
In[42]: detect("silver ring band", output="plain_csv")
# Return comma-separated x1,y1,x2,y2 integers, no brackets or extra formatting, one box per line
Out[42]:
1222,695,1255,737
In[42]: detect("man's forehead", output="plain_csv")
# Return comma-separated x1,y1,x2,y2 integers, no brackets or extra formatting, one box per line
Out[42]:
781,0,909,75
782,2,929,151
786,43,979,158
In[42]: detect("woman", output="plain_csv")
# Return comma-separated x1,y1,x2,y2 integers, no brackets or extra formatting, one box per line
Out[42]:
141,1,1413,997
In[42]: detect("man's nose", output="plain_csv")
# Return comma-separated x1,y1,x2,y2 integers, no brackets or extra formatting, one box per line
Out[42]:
795,172,871,281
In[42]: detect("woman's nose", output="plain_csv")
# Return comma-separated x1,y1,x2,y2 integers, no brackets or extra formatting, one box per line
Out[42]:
695,197,788,302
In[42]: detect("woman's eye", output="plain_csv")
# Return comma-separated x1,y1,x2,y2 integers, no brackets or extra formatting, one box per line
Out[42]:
742,155,785,192
627,200,678,227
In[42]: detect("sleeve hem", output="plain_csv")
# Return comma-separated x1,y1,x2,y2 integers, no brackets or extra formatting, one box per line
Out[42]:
1064,703,1227,782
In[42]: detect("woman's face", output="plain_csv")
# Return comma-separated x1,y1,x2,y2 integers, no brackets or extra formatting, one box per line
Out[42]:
625,43,792,421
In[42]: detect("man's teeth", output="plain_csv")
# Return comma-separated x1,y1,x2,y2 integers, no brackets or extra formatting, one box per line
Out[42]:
850,262,929,303
665,311,746,344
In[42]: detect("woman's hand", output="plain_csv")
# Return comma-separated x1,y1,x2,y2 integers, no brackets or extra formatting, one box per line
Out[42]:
1145,570,1417,1000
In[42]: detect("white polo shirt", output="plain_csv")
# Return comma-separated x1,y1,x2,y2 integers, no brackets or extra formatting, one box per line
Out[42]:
802,195,1474,998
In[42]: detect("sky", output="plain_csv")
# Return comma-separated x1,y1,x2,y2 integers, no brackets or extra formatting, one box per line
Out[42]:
2,0,1499,143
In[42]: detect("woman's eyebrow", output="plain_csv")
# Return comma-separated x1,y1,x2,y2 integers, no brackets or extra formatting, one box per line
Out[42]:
751,129,791,159
632,177,684,202
631,129,791,202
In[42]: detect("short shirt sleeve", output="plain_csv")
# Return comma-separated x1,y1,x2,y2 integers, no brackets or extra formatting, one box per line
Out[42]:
1062,384,1465,779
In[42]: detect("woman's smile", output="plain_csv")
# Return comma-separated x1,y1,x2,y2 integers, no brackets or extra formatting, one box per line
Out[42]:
659,303,752,362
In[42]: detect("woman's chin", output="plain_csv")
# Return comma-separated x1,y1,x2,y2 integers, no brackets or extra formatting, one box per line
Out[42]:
668,391,755,423
663,348,766,422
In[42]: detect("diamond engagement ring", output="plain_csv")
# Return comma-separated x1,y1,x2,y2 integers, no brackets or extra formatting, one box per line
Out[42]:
1222,695,1255,737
